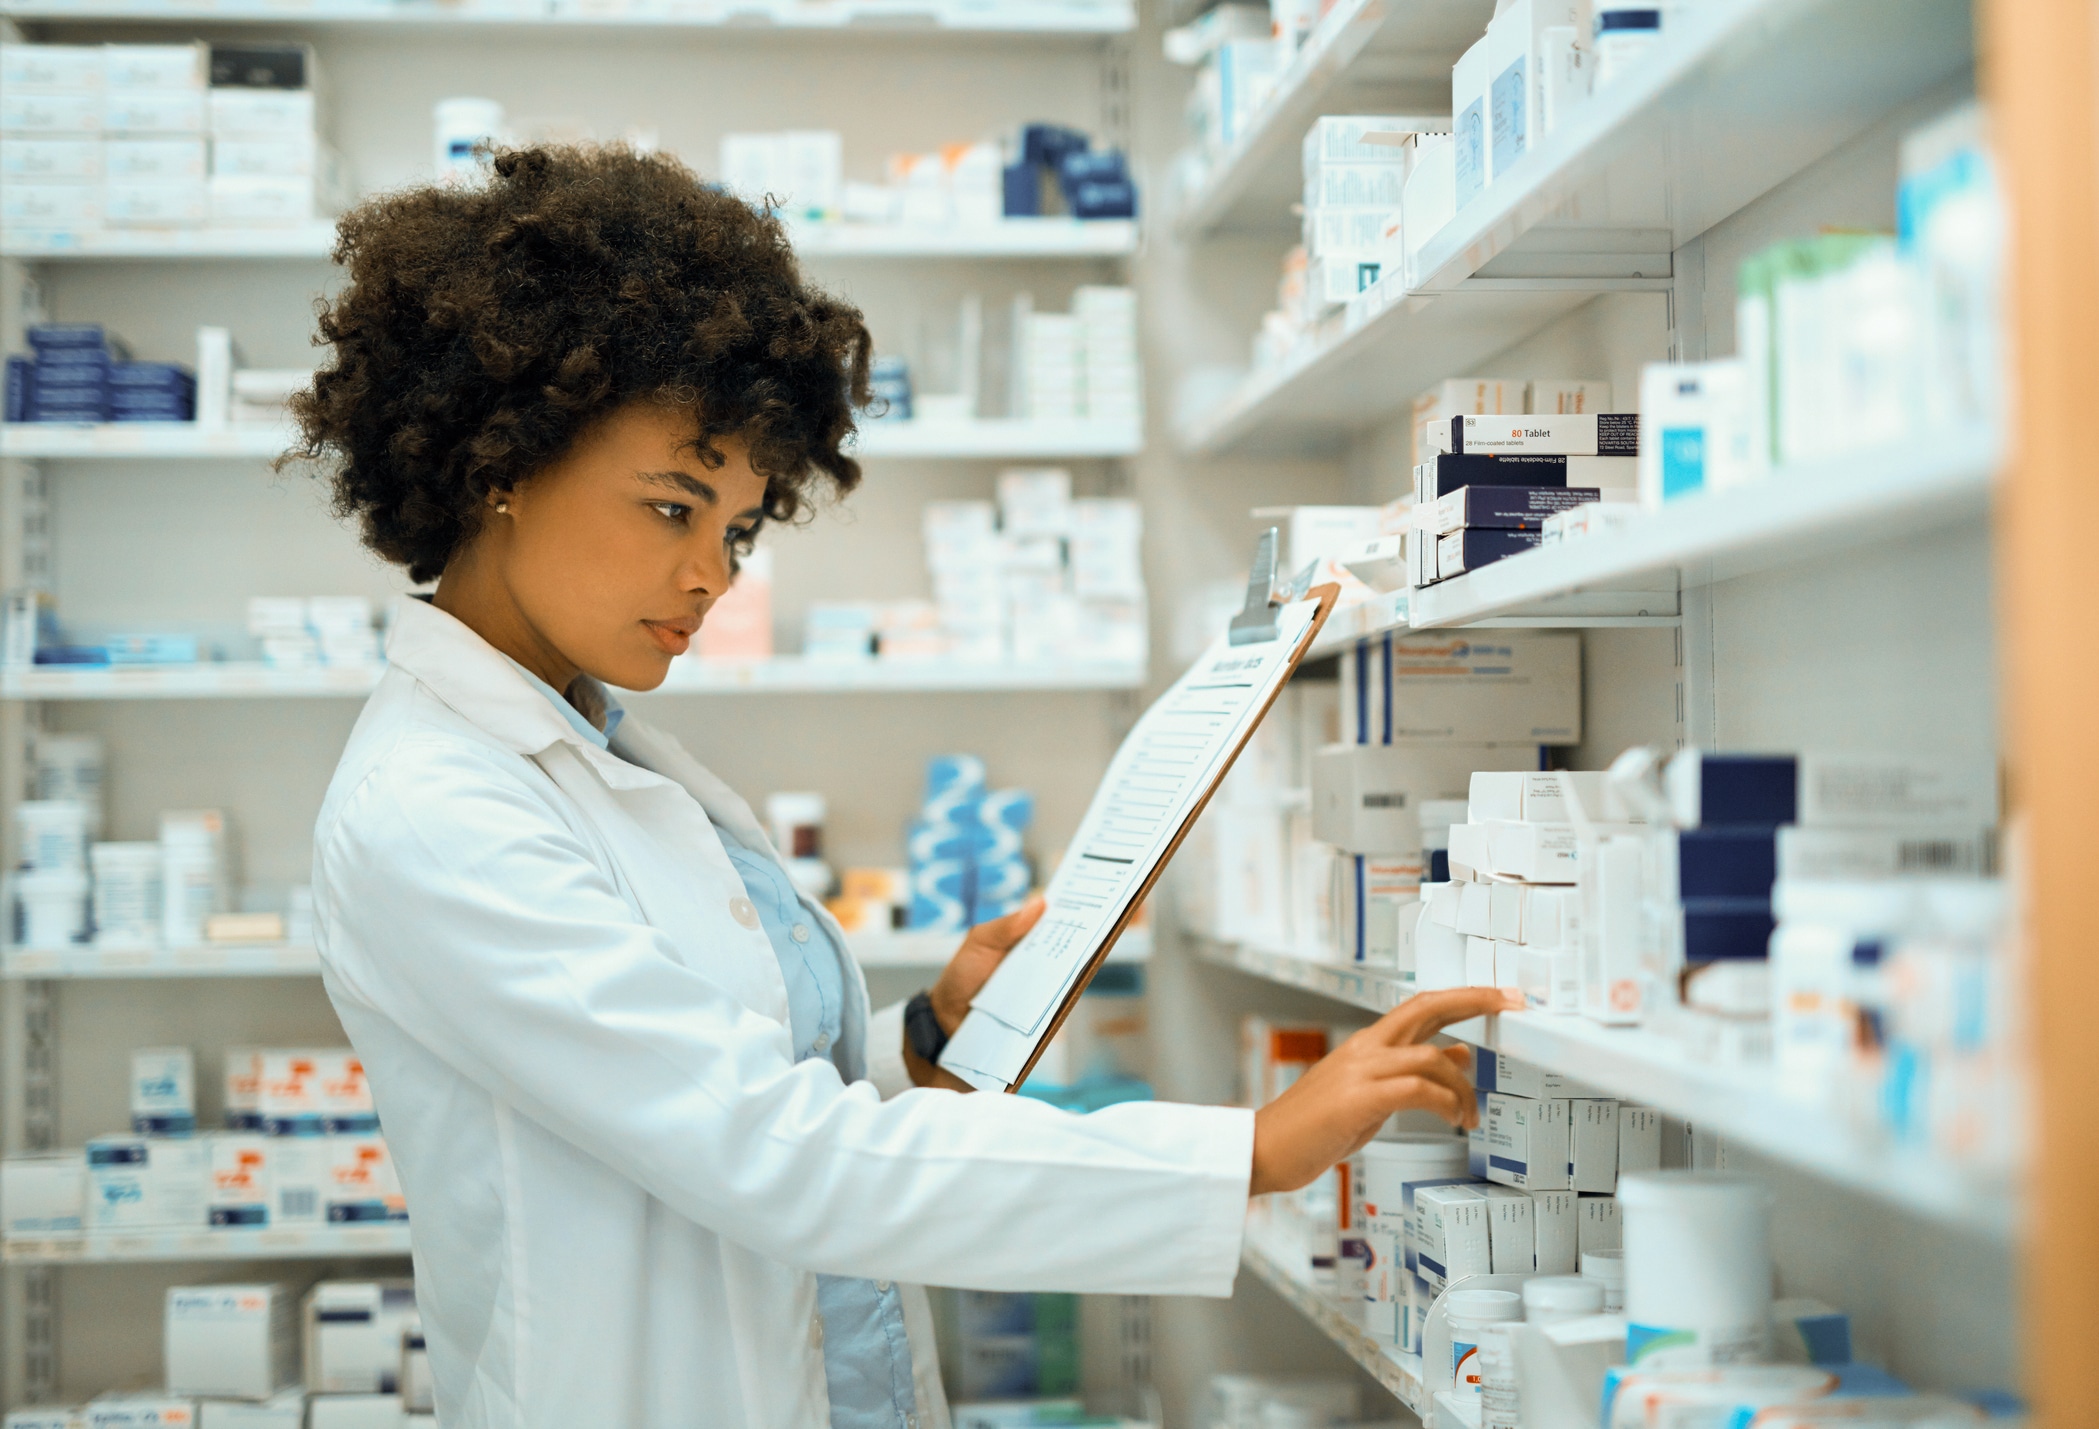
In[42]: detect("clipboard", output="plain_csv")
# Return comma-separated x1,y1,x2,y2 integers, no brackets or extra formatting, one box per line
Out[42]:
938,528,1340,1092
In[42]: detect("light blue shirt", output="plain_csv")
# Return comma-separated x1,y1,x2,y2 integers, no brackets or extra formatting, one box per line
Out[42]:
511,662,917,1429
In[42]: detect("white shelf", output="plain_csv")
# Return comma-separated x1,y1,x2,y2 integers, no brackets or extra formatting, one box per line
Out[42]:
1294,428,1998,654
1179,0,1975,459
4,943,319,978
1241,1221,1427,1419
0,0,1133,33
1197,938,2017,1240
2,1224,411,1265
0,416,1143,461
1175,0,1489,239
0,423,291,459
0,656,1144,701
1,218,1136,262
850,417,1143,459
3,927,1150,976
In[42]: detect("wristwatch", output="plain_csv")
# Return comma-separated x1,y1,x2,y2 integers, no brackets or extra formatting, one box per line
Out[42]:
904,991,950,1066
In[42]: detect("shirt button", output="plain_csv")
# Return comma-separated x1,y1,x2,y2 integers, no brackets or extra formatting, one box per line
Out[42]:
877,1280,892,1293
813,1033,831,1053
810,1317,823,1347
729,897,759,929
791,922,812,944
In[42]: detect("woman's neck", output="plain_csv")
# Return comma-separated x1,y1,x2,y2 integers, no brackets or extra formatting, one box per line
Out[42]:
432,546,581,694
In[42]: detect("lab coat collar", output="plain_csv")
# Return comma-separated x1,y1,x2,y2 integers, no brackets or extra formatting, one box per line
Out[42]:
383,596,664,793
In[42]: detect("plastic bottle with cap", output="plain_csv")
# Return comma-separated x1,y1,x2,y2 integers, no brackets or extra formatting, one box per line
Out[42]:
1593,6,1663,90
1524,1274,1606,1323
1620,1172,1774,1367
1582,1248,1626,1311
1355,1131,1468,1348
1446,1287,1521,1389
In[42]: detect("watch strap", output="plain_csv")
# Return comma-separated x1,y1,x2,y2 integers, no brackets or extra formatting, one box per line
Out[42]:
904,991,950,1065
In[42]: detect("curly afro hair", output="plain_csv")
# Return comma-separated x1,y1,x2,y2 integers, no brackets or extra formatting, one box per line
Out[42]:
288,144,873,584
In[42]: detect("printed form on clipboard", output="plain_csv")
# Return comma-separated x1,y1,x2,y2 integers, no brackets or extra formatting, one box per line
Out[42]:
940,584,1337,1091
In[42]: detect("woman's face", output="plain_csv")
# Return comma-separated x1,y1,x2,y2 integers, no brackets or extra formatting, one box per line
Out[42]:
487,401,770,692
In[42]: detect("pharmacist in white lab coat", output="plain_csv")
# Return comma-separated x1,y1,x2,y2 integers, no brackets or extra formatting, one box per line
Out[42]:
296,145,1517,1429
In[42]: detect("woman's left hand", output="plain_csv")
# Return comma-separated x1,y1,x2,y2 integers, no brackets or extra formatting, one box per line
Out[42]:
904,895,1047,1089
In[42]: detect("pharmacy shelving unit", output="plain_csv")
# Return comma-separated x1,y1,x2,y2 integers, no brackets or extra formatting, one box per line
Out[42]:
0,217,1139,262
1172,0,1491,238
0,0,1156,1406
1164,0,2024,1413
1177,0,1976,458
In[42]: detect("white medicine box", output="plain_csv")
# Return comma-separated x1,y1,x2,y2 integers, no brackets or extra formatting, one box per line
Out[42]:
85,1401,196,1429
1388,633,1581,745
166,1284,297,1400
304,1279,418,1392
1570,1098,1620,1192
303,1400,402,1429
1484,1091,1571,1190
3,1151,85,1237
195,1389,304,1428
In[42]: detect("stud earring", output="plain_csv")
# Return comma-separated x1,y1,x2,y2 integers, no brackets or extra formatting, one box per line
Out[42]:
494,499,509,514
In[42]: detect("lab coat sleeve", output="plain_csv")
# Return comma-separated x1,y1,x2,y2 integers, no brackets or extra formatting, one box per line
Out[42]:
316,734,1254,1297
864,999,913,1099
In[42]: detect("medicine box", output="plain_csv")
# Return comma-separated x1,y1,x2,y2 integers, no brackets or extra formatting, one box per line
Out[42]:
207,89,316,137
1530,1189,1577,1273
85,1402,195,1429
195,1391,303,1429
1483,1091,1571,1190
1310,743,1487,852
1,93,104,134
1679,898,1776,962
1775,824,1990,880
304,1280,417,1393
1580,836,1646,1024
87,1134,206,1231
131,1047,197,1137
1475,1050,1583,1101
2,43,105,91
304,1400,402,1429
2,1151,85,1236
326,1135,406,1224
1430,412,1640,458
208,41,318,91
2,138,102,180
1411,1183,1490,1288
1397,1174,1474,1273
103,91,207,135
1438,527,1541,578
1570,1099,1620,1192
5,1410,83,1429
1452,35,1491,204
1388,632,1581,745
1618,1106,1662,1175
1423,484,1604,534
257,1050,328,1135
1672,827,1778,899
104,44,208,90
1482,1185,1534,1273
1414,453,1637,504
166,1284,296,1399
205,1135,271,1228
224,1048,263,1131
1576,1194,1621,1253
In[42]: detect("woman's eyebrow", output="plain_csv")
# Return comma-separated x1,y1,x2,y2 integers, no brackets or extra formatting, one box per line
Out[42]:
637,469,717,503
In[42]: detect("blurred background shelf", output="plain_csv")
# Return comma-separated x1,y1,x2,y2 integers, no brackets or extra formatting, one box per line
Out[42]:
0,0,1135,33
2,1224,412,1265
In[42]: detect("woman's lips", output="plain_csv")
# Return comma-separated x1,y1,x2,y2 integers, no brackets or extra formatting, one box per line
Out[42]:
642,618,699,656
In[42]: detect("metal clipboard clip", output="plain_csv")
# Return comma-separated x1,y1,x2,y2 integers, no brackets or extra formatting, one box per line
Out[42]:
1228,527,1322,646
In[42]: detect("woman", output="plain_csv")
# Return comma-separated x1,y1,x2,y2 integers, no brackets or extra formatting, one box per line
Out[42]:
294,145,1516,1429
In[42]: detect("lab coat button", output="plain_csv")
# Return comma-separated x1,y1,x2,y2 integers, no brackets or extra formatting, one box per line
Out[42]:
877,1280,892,1293
810,1317,823,1347
791,922,811,943
729,896,759,929
813,1032,831,1053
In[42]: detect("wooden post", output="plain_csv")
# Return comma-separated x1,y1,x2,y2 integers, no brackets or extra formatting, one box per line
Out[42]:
1983,0,2099,1420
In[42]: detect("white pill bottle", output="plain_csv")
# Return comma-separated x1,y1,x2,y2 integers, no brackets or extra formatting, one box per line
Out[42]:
1620,1171,1774,1368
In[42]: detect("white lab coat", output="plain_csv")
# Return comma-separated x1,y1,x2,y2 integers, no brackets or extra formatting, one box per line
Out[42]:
310,597,1255,1429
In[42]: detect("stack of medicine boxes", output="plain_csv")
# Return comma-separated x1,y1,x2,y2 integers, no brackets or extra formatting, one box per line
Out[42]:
1300,118,1439,313
208,41,345,227
7,323,194,423
1382,1054,1657,1356
905,755,1034,932
1317,632,1584,967
1410,413,1640,585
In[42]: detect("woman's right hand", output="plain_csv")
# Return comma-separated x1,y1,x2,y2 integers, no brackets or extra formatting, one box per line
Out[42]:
1249,986,1523,1197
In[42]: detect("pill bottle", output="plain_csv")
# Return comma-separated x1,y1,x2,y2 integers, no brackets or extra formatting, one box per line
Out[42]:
17,800,92,872
1477,1319,1521,1429
91,842,164,949
18,866,89,949
1446,1287,1521,1390
1356,1133,1469,1345
1620,1172,1773,1367
1582,1247,1627,1311
33,732,104,833
1524,1274,1606,1324
1593,7,1663,91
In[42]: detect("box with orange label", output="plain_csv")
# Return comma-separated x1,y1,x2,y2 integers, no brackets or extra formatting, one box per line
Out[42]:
206,1133,271,1228
325,1135,406,1225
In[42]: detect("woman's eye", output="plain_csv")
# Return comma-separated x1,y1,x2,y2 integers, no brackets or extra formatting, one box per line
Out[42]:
650,502,691,524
